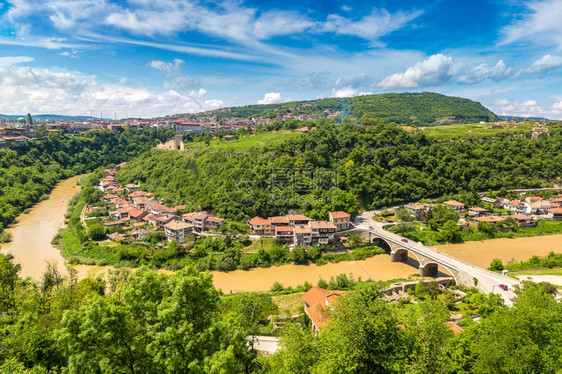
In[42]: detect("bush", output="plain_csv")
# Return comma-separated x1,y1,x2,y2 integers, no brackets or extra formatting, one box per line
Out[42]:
351,246,384,260
488,258,504,271
0,231,12,243
270,281,284,292
317,278,329,289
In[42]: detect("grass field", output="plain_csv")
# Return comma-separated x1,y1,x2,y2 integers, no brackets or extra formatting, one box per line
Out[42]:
244,237,276,253
185,131,303,153
422,122,537,141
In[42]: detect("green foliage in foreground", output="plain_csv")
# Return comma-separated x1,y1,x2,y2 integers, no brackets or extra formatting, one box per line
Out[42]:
2,253,561,373
0,129,173,239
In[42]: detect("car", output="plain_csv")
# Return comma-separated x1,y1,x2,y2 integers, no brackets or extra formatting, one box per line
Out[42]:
369,226,374,231
498,284,508,291
401,238,408,243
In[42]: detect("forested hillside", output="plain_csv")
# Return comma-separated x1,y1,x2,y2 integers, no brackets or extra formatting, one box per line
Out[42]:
199,92,497,126
0,129,173,241
118,121,562,221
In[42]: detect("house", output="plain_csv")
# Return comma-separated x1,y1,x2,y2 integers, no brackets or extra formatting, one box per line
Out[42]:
405,203,426,220
125,183,140,193
113,198,129,208
223,135,235,141
548,208,562,221
128,208,148,223
275,226,294,245
468,207,488,216
512,214,535,227
128,190,148,199
164,221,194,243
302,287,340,334
103,194,118,203
131,228,158,241
481,196,501,208
503,200,525,213
308,221,337,245
524,196,542,205
192,212,210,232
150,203,169,215
329,211,351,231
287,214,312,226
204,215,225,231
270,216,290,226
248,216,274,236
525,200,551,214
147,214,175,227
294,225,312,247
442,200,465,212
473,216,506,224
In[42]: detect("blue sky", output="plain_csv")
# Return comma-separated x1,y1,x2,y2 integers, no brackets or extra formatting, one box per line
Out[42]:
1,0,562,119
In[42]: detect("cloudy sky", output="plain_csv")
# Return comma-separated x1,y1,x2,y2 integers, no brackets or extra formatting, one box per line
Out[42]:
1,0,562,119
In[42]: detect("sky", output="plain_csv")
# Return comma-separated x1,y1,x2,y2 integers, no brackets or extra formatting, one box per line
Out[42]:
1,0,562,119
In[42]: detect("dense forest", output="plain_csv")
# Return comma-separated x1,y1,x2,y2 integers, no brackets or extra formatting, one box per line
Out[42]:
196,92,497,126
0,254,560,373
118,121,562,221
0,129,173,242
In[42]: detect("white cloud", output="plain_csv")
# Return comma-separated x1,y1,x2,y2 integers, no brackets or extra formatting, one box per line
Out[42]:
204,99,224,108
0,56,34,66
322,9,422,40
502,0,562,48
525,54,562,74
493,98,546,117
331,86,357,98
457,60,512,84
378,54,461,88
0,64,222,117
378,55,517,89
257,92,283,104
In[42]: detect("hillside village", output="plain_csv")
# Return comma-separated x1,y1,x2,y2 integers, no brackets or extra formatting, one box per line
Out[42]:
93,165,354,249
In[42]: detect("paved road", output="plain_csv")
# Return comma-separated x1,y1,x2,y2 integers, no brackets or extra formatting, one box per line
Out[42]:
356,212,519,306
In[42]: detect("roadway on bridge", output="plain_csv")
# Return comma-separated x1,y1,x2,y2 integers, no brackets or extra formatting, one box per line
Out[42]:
356,212,519,306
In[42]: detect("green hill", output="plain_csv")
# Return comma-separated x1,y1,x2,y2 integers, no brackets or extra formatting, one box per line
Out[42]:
200,92,497,126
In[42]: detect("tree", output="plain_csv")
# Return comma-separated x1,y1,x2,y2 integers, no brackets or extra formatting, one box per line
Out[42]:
488,258,504,271
312,288,408,373
396,208,414,235
436,220,462,243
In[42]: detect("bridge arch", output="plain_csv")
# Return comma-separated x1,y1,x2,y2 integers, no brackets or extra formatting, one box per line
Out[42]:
419,262,439,277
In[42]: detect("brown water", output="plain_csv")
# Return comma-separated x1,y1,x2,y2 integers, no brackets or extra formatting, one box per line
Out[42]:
212,257,418,293
435,235,562,268
1,175,86,279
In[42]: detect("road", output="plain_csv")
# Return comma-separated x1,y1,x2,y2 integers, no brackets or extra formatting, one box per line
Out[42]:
356,211,520,306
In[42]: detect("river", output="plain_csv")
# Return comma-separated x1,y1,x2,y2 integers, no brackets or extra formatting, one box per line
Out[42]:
3,175,561,292
1,174,86,279
434,235,562,268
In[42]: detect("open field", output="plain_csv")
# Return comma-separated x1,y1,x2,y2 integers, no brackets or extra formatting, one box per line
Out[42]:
422,122,538,140
185,131,303,153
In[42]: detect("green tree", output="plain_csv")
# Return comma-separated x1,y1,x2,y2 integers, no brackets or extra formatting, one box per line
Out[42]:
488,258,504,271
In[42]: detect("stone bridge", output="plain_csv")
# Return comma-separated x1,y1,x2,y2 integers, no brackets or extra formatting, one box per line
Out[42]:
336,227,520,305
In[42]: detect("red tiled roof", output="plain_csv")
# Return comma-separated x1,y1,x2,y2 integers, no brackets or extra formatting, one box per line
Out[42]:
329,211,350,219
248,216,271,226
129,208,146,218
302,287,328,307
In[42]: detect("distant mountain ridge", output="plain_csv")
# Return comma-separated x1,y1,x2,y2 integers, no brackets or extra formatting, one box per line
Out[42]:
0,114,104,122
195,92,499,127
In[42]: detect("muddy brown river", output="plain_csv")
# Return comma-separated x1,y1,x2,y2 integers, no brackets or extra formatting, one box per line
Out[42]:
1,174,86,279
2,175,561,292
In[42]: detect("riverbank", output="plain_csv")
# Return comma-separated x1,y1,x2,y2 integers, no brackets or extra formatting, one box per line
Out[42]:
1,175,87,279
